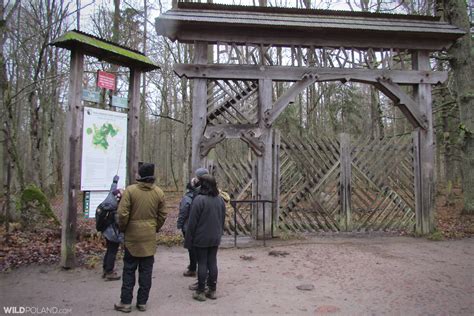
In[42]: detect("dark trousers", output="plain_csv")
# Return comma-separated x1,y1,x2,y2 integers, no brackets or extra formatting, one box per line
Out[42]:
120,248,154,305
187,248,197,272
195,246,218,292
103,239,120,273
182,231,197,272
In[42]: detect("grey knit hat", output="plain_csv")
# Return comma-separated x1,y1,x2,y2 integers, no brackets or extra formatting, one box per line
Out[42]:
195,167,209,178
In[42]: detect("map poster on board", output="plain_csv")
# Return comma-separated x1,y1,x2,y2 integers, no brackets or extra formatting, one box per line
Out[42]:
81,107,127,191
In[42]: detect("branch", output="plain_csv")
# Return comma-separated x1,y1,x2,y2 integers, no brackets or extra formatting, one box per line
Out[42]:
149,113,184,125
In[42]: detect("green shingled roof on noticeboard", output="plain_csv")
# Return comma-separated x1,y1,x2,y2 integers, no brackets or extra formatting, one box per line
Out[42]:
51,30,159,72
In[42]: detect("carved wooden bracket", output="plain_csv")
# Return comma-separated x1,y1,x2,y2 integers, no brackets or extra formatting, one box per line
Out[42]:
200,131,226,157
240,130,265,156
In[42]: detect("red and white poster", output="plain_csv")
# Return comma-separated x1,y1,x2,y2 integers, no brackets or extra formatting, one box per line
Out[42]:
97,70,116,91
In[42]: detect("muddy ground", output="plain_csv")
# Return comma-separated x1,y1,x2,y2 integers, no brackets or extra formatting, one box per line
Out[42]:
0,236,472,315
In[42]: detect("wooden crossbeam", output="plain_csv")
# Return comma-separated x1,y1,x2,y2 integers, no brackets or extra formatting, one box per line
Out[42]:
174,64,448,84
376,79,428,130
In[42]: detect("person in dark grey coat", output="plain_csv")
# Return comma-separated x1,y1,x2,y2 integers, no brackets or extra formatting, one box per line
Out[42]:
177,168,209,277
184,174,226,301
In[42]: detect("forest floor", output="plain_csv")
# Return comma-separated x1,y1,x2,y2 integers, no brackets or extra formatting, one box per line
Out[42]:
0,188,473,315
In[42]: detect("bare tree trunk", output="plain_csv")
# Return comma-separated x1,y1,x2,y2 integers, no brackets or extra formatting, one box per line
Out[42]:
76,0,80,30
140,0,148,159
442,0,474,213
370,87,384,139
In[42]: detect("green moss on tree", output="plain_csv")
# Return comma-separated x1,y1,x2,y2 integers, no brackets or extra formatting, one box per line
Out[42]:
19,185,60,226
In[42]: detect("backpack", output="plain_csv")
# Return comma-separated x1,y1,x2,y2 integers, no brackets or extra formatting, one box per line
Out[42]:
95,205,115,232
95,175,120,232
95,191,118,232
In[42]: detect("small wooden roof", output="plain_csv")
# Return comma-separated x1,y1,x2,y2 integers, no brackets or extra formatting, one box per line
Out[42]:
51,30,159,72
155,3,464,50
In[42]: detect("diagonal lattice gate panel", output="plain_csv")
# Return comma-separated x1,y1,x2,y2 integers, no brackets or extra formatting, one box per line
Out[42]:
350,135,415,231
279,134,342,233
278,133,415,234
214,143,253,236
214,133,415,236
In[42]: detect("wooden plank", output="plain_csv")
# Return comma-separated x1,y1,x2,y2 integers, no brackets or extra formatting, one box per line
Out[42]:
413,51,435,234
61,50,84,268
168,27,455,51
174,64,448,84
339,133,352,231
191,42,208,172
127,69,141,185
272,130,281,237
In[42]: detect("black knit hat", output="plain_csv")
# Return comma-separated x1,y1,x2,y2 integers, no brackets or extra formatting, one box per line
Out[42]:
136,162,155,182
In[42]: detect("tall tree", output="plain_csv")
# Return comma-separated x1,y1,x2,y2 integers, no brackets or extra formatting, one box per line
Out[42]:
441,0,474,213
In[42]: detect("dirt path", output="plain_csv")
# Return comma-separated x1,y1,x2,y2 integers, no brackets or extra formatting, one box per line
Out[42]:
1,236,472,315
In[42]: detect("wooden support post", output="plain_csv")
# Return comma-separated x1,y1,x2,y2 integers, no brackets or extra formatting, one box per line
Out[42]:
127,69,141,185
413,51,435,234
191,42,208,174
253,79,273,239
61,50,84,268
339,133,352,231
272,129,281,237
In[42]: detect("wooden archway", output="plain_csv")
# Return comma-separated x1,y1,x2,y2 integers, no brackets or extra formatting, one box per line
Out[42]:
156,2,464,236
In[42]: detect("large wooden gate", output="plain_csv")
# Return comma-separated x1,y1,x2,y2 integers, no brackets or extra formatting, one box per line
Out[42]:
278,133,415,233
216,132,415,235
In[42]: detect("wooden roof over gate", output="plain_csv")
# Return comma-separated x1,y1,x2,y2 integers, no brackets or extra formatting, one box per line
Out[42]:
155,3,464,50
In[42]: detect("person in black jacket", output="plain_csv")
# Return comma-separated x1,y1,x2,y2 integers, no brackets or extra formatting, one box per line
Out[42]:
184,174,226,301
177,168,209,278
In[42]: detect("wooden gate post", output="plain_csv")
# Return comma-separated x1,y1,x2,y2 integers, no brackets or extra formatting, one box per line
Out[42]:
191,42,208,174
272,130,281,236
127,68,141,184
413,51,435,234
339,133,352,231
61,49,84,268
253,78,274,239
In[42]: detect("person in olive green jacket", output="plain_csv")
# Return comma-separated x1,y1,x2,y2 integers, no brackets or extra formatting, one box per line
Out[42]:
114,163,167,313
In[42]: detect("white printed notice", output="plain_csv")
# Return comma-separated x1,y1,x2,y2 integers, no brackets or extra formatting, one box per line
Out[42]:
84,191,110,219
81,107,127,191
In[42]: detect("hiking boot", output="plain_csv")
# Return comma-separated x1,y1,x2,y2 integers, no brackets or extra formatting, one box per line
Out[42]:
188,281,199,291
183,269,197,277
114,302,131,313
192,291,206,302
105,271,121,281
102,270,107,278
189,281,207,291
205,289,217,300
136,304,147,312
